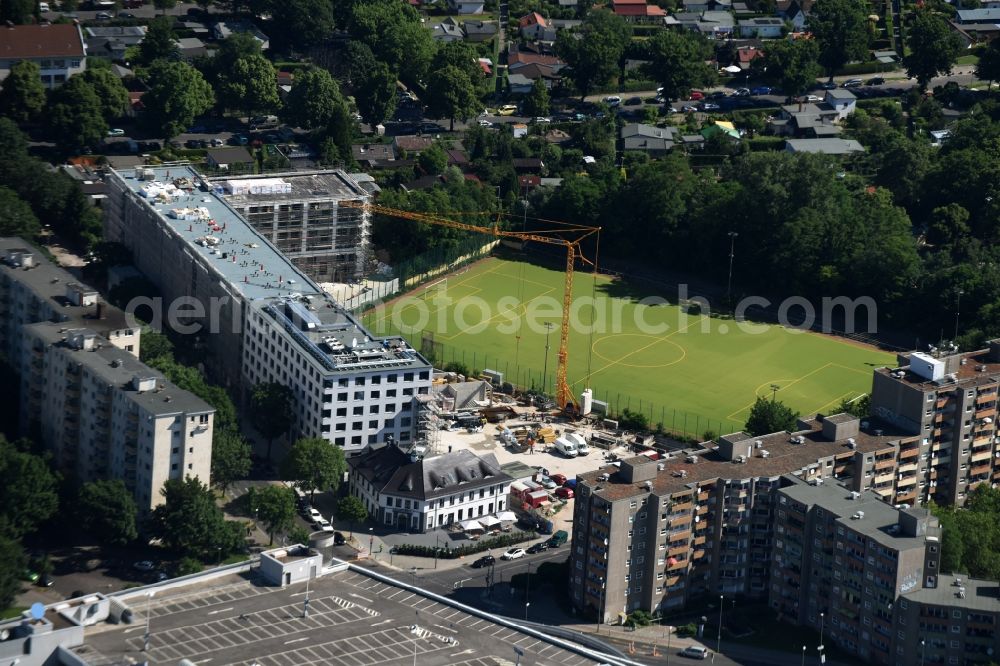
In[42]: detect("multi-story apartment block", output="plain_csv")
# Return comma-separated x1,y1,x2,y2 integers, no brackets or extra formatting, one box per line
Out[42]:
870,345,1000,506
896,574,1000,665
104,166,430,456
21,322,214,512
770,480,940,665
570,412,915,622
209,171,371,283
348,444,512,532
0,240,140,377
0,24,87,88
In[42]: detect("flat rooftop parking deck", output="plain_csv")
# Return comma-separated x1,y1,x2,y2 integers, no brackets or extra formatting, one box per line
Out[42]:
77,568,606,666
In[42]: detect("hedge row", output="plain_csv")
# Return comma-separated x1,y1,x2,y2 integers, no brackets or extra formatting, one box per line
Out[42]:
834,61,900,76
392,531,534,559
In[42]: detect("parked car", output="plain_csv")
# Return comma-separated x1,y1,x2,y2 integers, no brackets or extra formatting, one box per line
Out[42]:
819,81,838,90
118,11,136,17
133,560,156,572
95,10,112,19
603,96,621,107
750,86,771,95
501,548,526,560
688,90,705,100
313,517,334,532
550,473,567,486
732,87,751,97
624,96,643,106
478,119,493,127
573,112,588,121
555,487,575,500
472,555,496,568
38,575,54,588
679,646,711,660
497,104,518,116
841,78,863,88
546,530,569,548
39,1,49,10
526,542,547,554
866,76,886,86
308,507,322,521
707,90,726,99
801,94,823,103
210,138,225,147
21,569,39,583
333,532,346,546
697,102,720,111
538,476,558,490
185,139,206,149
106,128,125,137
532,116,551,124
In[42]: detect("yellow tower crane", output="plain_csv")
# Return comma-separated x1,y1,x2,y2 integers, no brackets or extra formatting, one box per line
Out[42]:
341,200,600,410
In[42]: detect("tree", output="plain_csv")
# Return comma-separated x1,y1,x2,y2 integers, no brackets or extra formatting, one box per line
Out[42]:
0,437,58,539
47,77,108,152
250,382,294,459
281,437,347,502
904,9,963,89
78,68,130,122
137,16,180,65
0,0,33,23
149,477,245,560
756,39,822,97
431,41,482,88
0,60,46,124
217,54,279,118
153,0,177,14
425,65,479,131
139,328,174,364
0,187,40,239
211,428,252,492
837,394,871,418
977,39,1000,90
353,61,397,128
140,60,214,140
745,395,799,436
555,9,631,99
282,67,345,131
644,30,717,101
336,495,368,536
0,536,26,611
271,0,335,49
418,144,447,175
247,485,295,546
213,32,262,74
523,78,551,117
809,0,870,77
78,480,138,546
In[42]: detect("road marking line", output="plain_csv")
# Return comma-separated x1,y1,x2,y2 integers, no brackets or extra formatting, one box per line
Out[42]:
194,660,213,664
372,619,392,626
284,637,309,644
348,593,373,603
124,626,144,633
206,607,233,615
435,624,458,634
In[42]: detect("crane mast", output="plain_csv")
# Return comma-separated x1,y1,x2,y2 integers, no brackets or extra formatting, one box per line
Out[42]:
342,200,599,409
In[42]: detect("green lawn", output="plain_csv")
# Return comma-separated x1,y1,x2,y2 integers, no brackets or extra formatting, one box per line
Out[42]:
362,258,893,436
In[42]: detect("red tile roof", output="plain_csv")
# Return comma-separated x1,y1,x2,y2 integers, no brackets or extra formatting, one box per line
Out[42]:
0,24,85,59
613,3,667,16
508,50,563,67
519,12,547,27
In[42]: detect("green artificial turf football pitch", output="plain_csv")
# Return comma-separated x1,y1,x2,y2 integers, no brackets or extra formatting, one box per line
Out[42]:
361,257,894,437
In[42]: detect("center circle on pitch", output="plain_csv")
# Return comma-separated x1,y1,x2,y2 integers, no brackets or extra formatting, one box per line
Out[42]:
591,334,686,369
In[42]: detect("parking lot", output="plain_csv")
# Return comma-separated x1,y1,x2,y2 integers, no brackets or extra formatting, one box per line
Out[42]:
79,567,606,665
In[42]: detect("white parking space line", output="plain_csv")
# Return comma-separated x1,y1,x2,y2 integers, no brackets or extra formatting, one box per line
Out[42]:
207,606,234,615
283,637,309,645
348,593,373,603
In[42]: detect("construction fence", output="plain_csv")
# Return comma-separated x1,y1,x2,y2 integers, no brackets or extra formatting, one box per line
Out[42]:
416,337,743,441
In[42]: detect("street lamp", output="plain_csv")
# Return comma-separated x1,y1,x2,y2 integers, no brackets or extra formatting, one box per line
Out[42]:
595,579,606,632
434,534,440,570
369,527,375,560
303,566,311,618
726,231,738,306
818,612,825,662
954,289,964,342
411,624,420,666
542,322,554,395
525,562,532,619
920,638,926,666
142,590,154,652
801,645,806,666
715,595,724,661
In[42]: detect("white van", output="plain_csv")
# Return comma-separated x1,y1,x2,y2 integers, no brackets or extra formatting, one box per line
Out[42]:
566,432,589,455
39,2,50,11
554,436,578,458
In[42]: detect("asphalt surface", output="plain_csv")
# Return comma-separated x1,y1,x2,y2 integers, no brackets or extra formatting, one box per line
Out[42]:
80,568,607,666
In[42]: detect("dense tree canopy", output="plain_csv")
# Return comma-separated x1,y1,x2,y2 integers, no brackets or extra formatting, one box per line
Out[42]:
281,437,347,502
217,54,280,117
282,67,346,131
353,61,397,127
644,30,717,101
47,76,108,152
0,436,58,539
425,65,480,131
0,61,46,124
755,39,822,96
555,10,631,99
745,396,800,436
140,60,215,140
150,477,244,560
904,9,963,89
78,480,138,546
809,0,871,77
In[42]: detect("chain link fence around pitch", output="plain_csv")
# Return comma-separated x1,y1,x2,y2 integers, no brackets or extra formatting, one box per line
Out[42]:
349,237,499,314
417,333,744,441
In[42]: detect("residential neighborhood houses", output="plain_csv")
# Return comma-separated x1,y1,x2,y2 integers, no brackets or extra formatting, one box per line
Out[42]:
2,0,1000,663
